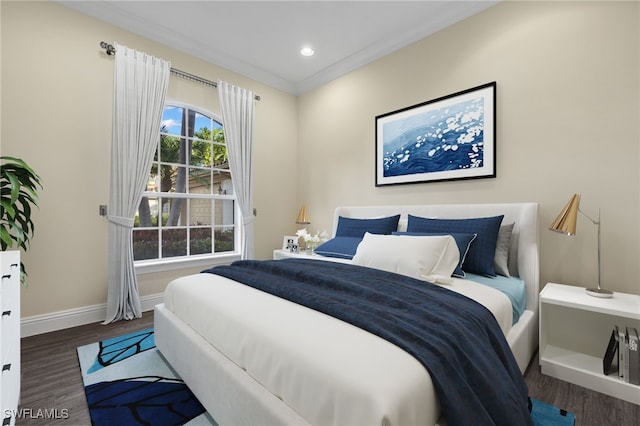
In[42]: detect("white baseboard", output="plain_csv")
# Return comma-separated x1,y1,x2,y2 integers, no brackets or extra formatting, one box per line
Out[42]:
21,293,164,337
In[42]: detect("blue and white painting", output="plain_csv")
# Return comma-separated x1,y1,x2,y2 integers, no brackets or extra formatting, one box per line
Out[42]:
376,83,495,186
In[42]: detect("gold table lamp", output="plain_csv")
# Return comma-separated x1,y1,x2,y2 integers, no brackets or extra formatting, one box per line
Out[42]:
296,205,310,225
549,194,612,298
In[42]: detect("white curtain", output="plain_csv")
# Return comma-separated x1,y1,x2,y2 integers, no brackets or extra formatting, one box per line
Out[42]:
104,44,170,323
218,81,256,259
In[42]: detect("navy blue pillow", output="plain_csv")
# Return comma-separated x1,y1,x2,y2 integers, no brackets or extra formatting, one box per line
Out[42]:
393,232,477,278
406,215,504,277
335,215,401,238
314,237,362,259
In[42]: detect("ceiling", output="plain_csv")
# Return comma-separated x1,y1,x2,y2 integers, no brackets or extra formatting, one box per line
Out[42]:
58,1,498,95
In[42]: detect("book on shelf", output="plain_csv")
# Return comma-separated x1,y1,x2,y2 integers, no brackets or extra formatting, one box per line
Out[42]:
603,328,618,375
629,328,639,385
624,328,630,383
605,325,640,385
617,326,625,380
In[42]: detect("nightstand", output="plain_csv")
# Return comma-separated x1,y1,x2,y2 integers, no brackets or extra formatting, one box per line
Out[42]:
539,283,640,405
273,249,316,260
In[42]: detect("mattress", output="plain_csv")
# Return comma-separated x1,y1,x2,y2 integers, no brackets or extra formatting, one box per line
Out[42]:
163,268,512,426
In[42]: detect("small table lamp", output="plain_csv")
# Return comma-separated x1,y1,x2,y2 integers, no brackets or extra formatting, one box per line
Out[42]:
296,205,310,225
549,193,613,298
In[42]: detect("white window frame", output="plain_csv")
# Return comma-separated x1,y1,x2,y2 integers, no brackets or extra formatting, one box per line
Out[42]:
135,101,242,274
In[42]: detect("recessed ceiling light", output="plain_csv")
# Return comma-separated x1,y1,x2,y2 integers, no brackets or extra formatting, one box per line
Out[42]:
300,47,314,57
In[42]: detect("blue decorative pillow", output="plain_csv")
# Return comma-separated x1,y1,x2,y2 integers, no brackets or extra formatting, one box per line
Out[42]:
314,237,362,259
406,215,504,277
335,215,401,238
393,232,477,278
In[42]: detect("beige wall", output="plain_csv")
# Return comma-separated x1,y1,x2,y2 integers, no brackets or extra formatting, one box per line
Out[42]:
297,1,639,295
1,1,638,321
1,1,298,317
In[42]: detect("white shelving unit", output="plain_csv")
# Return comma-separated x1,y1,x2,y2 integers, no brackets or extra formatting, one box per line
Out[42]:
539,283,640,405
1,251,21,426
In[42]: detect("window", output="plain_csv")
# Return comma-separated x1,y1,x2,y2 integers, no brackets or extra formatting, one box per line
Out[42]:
133,102,239,265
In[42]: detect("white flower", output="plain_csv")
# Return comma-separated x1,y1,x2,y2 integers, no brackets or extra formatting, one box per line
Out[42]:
296,228,328,245
307,234,320,244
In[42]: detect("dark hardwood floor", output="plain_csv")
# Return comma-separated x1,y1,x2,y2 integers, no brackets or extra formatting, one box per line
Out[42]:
18,312,154,426
18,311,639,425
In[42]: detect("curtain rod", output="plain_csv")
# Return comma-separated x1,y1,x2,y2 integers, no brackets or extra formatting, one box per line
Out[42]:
100,42,261,101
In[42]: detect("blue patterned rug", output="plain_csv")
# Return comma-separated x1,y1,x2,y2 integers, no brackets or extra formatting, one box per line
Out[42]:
78,328,574,426
530,397,576,426
77,328,215,426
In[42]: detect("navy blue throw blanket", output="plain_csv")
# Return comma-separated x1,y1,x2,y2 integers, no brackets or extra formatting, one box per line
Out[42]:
204,259,532,426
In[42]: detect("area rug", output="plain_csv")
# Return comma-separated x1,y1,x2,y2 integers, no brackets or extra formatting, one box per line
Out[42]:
77,328,215,426
78,328,574,426
530,397,576,426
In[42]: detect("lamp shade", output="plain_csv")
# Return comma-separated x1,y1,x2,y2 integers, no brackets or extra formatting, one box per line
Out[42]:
549,193,580,235
296,205,310,225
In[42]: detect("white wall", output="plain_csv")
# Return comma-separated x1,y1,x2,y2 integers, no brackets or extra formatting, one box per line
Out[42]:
1,1,638,324
297,1,639,294
1,1,298,318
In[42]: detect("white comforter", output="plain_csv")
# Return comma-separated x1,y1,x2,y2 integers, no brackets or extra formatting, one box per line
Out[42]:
163,269,512,426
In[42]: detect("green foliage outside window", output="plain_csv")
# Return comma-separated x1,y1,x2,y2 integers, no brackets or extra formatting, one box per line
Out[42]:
134,104,236,263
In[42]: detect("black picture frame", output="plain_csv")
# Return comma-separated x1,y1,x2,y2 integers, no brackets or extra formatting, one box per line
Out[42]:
375,82,496,186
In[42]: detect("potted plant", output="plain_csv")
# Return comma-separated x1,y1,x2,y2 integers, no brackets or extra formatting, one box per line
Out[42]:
0,156,42,283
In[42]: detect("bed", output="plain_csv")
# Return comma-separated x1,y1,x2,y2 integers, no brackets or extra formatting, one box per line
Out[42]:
155,202,539,425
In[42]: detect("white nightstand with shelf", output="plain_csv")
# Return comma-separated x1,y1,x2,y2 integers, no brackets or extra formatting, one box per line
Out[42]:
273,249,317,260
539,283,640,405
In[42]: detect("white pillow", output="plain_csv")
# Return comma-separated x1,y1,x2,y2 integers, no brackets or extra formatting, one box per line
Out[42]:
351,233,460,284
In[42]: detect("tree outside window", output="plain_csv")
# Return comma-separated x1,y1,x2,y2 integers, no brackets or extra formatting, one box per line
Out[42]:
133,103,238,262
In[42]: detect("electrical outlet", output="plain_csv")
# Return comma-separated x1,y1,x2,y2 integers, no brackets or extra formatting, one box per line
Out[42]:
99,205,108,216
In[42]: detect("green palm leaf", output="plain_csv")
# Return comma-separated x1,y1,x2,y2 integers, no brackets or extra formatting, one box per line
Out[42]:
0,156,42,284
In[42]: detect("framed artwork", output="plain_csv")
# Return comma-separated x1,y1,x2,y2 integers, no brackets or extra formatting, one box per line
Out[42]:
282,235,299,253
375,82,496,186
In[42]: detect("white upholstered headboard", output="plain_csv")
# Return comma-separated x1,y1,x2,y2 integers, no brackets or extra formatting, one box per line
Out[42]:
332,203,540,313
